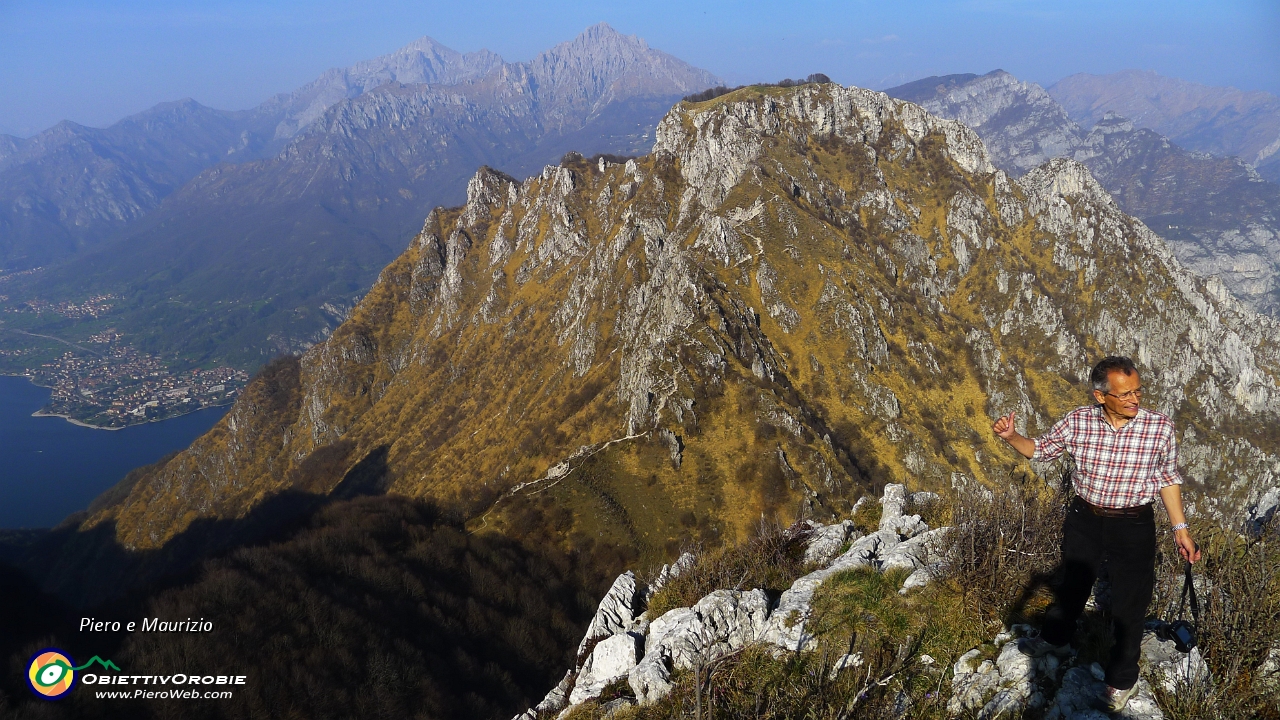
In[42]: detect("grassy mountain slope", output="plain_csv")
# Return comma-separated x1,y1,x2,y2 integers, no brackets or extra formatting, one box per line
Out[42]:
53,83,1280,580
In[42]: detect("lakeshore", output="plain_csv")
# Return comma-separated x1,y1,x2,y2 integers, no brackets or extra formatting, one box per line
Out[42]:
0,375,226,528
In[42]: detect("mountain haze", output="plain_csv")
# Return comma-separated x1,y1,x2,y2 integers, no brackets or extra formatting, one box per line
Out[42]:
6,24,722,367
0,100,274,269
887,70,1280,315
0,34,513,272
1050,69,1280,183
42,84,1279,592
257,36,506,142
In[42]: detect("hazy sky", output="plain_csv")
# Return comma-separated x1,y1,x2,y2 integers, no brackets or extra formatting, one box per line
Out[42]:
1,0,1277,137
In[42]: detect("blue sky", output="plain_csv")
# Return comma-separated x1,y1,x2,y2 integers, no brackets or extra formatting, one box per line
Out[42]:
1,0,1277,136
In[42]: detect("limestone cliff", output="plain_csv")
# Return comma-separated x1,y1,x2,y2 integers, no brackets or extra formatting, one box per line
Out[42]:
81,84,1280,557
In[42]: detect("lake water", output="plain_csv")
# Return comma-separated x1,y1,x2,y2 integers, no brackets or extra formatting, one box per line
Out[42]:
0,375,227,529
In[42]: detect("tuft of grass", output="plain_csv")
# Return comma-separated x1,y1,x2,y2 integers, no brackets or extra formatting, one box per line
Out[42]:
644,519,811,619
810,566,919,648
940,469,1066,628
851,499,882,535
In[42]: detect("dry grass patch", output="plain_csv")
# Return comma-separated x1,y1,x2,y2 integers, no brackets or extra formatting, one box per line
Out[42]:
644,520,812,620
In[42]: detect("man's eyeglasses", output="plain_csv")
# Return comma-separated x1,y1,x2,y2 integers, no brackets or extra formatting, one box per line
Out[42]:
1103,388,1142,401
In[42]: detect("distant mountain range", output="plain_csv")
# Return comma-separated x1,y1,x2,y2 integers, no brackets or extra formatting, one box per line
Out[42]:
1,24,720,367
7,46,1280,383
1050,69,1280,183
0,100,275,269
886,70,1280,315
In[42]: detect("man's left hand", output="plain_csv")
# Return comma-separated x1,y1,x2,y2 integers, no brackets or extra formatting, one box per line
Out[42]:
1174,529,1201,564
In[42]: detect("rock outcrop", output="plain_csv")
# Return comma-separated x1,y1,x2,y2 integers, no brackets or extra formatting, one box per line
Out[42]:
514,483,1232,719
945,618,1220,719
510,484,952,718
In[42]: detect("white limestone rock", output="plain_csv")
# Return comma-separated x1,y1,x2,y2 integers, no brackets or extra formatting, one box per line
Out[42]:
1246,485,1280,536
949,628,1082,719
647,551,695,597
879,483,908,529
881,513,930,539
879,527,951,573
643,607,695,657
569,632,643,705
757,568,837,652
577,571,643,656
664,590,772,669
1140,627,1210,694
511,668,574,720
900,561,949,594
949,658,1001,715
835,528,901,570
629,589,771,705
803,519,856,565
628,651,673,705
828,652,864,679
538,670,574,713
909,491,941,507
1045,664,1164,720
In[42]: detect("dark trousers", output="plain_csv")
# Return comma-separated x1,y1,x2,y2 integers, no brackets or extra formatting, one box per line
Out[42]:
1041,498,1155,690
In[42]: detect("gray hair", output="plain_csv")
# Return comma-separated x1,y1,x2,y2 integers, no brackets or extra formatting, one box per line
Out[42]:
1090,356,1137,393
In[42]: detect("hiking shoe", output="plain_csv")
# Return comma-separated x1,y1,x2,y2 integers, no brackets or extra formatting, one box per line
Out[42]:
1024,638,1075,660
1104,683,1139,712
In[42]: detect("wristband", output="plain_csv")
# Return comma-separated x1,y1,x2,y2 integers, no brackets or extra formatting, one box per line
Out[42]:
1170,523,1189,533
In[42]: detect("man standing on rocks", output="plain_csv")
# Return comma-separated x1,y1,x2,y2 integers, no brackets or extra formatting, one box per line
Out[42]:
991,356,1201,712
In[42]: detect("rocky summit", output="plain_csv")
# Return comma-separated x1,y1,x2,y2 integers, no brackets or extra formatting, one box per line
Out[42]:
69,83,1280,572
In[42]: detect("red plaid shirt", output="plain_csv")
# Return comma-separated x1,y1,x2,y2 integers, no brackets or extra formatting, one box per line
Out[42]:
1033,405,1181,508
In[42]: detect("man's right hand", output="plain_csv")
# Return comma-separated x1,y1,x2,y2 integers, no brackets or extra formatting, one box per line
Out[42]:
992,411,1036,459
992,411,1018,440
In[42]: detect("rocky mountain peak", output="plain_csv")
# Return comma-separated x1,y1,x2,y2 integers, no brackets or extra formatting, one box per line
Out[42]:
887,69,1280,316
887,70,1084,175
528,22,721,128
0,134,19,164
655,83,995,211
262,34,506,140
344,35,505,88
1091,111,1136,135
